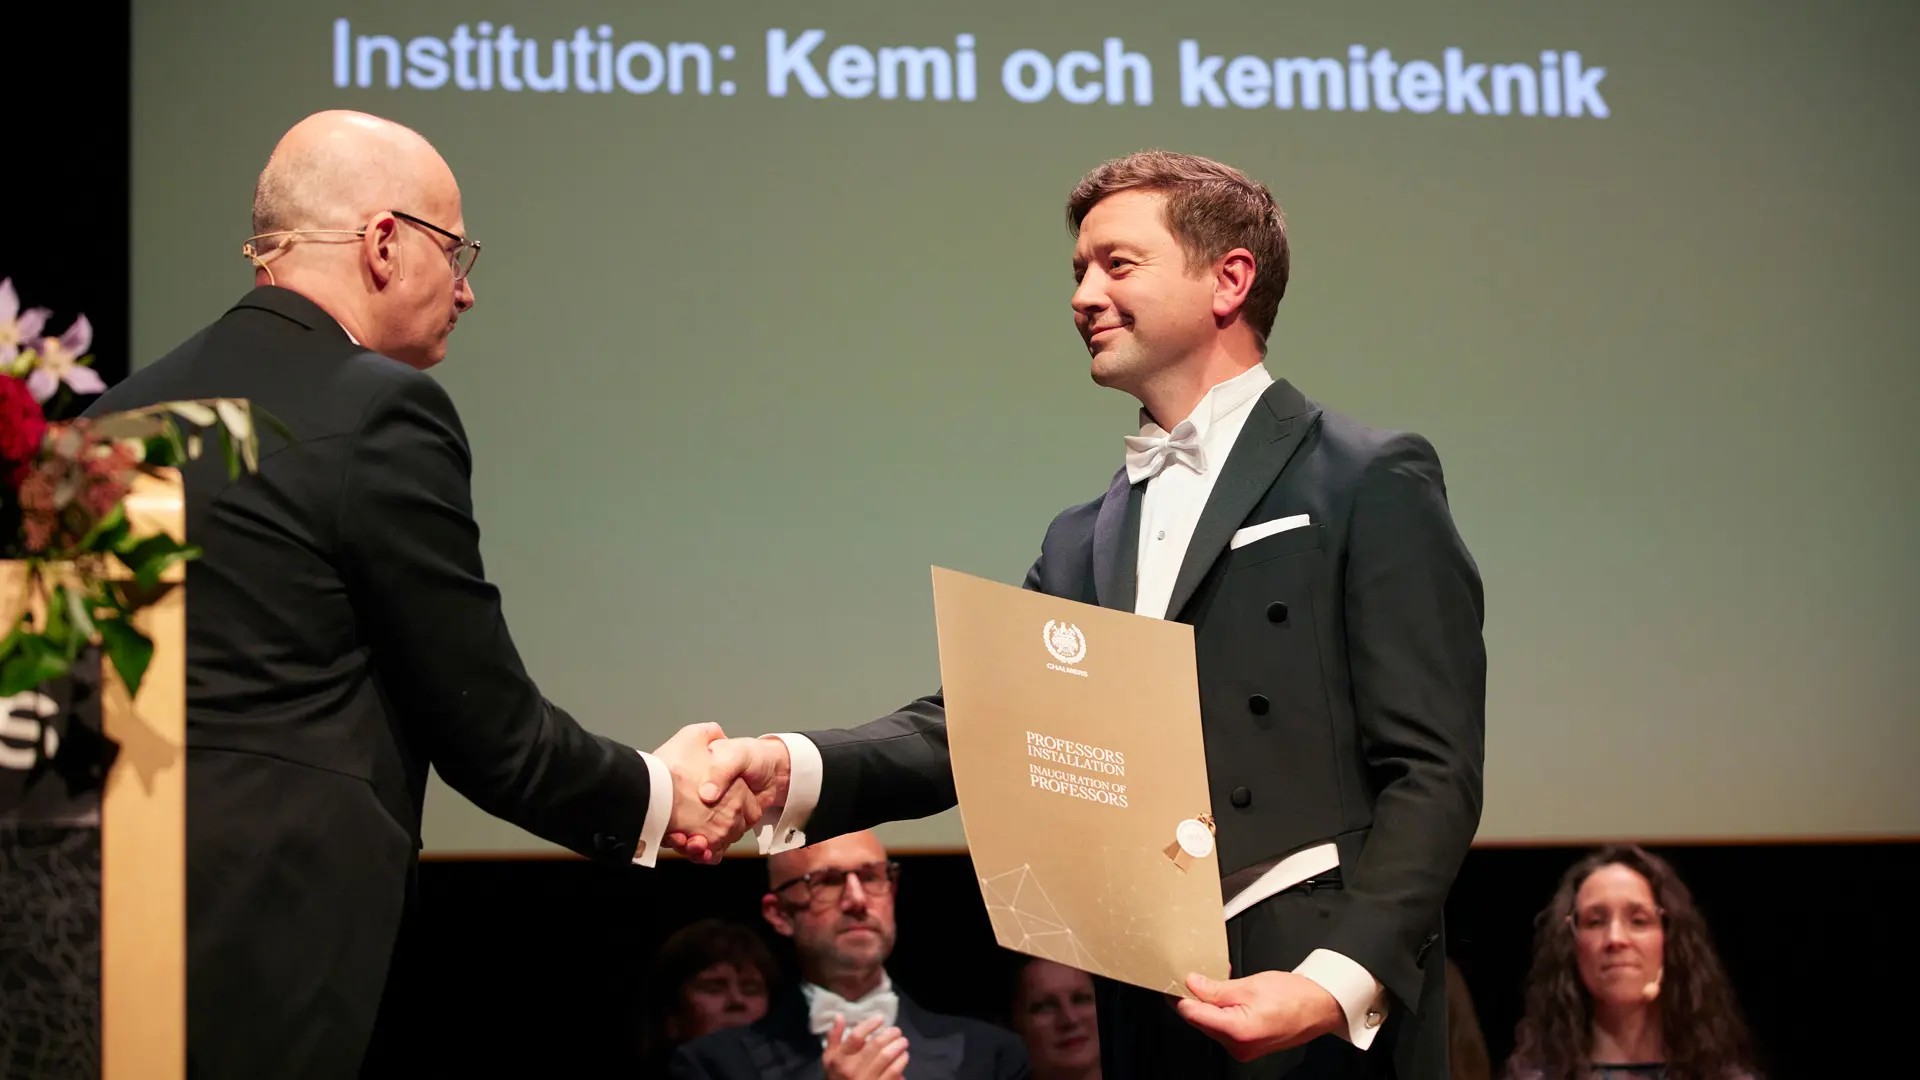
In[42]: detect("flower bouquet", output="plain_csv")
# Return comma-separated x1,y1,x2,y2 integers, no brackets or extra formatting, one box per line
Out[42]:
2,276,272,700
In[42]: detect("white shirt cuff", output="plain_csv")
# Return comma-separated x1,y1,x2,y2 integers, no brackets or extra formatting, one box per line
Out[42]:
1294,949,1388,1049
754,733,823,853
633,750,673,867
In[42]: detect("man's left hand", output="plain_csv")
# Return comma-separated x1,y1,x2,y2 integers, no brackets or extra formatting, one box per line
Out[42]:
1174,970,1345,1062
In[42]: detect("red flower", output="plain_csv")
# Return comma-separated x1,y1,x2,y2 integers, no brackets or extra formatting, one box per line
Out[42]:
16,465,57,551
1,374,47,485
79,438,137,517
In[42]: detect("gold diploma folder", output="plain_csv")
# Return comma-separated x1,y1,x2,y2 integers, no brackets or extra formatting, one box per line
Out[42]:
929,566,1230,996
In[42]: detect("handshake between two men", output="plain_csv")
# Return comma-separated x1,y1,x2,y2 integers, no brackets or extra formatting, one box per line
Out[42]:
650,723,798,864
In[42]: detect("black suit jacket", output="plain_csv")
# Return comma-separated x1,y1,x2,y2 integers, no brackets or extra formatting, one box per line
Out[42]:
795,379,1485,1076
82,286,654,1079
669,984,1029,1080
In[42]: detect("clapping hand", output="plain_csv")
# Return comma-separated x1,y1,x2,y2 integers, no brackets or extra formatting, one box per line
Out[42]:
822,1015,909,1080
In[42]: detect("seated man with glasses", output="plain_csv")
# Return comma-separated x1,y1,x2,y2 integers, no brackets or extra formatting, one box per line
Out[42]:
671,831,1029,1080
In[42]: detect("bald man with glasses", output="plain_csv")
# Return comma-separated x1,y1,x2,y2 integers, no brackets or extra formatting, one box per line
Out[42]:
83,109,759,1079
671,831,1030,1080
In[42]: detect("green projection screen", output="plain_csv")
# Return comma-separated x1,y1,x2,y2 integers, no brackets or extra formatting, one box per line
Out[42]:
131,1,1920,854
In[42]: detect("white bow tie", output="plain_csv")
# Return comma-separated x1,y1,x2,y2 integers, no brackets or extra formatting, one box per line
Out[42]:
806,982,900,1038
1124,420,1205,483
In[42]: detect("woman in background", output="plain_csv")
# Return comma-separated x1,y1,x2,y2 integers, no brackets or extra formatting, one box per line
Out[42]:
1504,845,1758,1080
637,917,779,1072
1007,956,1101,1080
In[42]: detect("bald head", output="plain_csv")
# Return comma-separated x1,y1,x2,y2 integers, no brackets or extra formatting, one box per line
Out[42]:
762,831,896,998
252,110,454,237
245,110,475,370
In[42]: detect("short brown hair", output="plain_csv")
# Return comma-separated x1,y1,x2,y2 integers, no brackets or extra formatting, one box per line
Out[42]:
637,917,781,1058
1066,150,1289,349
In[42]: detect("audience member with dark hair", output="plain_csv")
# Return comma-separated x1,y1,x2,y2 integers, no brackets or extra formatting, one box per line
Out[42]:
1006,955,1100,1080
1504,845,1758,1080
638,918,779,1071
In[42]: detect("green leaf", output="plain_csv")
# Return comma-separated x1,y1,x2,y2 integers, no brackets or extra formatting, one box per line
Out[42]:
98,616,154,697
255,405,296,446
115,533,202,589
111,523,146,558
77,501,128,552
90,516,134,559
0,612,29,666
42,582,72,651
166,419,190,463
0,635,73,697
143,431,182,468
62,584,97,649
221,427,240,478
94,581,130,616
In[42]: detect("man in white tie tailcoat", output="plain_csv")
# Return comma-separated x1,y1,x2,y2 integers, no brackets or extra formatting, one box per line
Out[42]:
694,150,1488,1079
669,831,1029,1080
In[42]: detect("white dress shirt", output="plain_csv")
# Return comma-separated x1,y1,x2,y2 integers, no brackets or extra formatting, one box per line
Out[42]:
760,365,1386,1047
1118,364,1387,1047
1129,364,1270,620
632,754,673,866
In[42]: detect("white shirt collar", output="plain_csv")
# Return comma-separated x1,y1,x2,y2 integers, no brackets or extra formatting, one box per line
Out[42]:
801,972,898,1037
1136,364,1275,444
1136,365,1274,445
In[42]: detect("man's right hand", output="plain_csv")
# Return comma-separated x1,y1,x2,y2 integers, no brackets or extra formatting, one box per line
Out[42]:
822,1015,909,1080
651,722,762,864
697,735,793,819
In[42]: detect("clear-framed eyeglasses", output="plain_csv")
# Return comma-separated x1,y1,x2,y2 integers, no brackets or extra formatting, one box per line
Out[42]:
241,209,480,281
389,209,480,280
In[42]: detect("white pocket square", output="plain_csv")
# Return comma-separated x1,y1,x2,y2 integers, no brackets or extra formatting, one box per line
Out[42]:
1230,514,1312,550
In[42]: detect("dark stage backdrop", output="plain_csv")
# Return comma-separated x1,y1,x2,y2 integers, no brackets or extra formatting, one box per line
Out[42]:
5,9,129,392
13,5,1913,1079
392,843,1920,1077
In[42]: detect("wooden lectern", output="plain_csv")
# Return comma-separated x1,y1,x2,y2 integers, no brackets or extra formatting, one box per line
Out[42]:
1,468,186,1079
